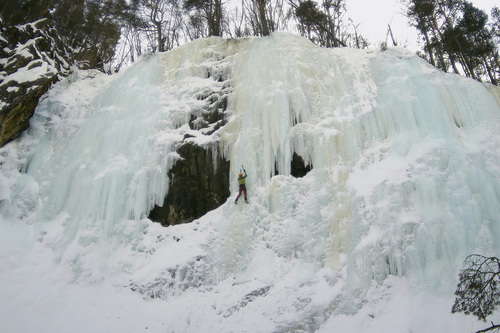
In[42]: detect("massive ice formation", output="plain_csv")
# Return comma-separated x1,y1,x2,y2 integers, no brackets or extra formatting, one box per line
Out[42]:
1,32,500,332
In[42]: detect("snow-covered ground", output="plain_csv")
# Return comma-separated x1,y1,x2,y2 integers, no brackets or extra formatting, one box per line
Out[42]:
1,32,500,332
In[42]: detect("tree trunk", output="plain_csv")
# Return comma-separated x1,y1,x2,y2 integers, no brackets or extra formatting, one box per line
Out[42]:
257,0,269,36
483,57,497,86
155,20,164,52
431,16,460,74
423,29,436,67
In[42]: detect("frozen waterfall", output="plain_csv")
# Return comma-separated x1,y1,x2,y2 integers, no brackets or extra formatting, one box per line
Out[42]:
1,32,500,332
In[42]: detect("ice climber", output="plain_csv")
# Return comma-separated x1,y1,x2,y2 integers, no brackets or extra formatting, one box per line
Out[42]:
235,168,248,204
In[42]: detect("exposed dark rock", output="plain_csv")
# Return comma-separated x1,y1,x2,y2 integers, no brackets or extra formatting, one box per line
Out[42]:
0,19,71,147
148,47,233,226
291,152,312,178
0,76,57,147
148,142,230,226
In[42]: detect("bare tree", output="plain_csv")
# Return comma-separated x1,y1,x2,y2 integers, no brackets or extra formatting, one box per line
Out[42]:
241,0,288,37
349,19,368,49
184,0,224,37
226,0,250,37
141,0,183,52
242,0,269,36
143,0,167,51
257,0,270,36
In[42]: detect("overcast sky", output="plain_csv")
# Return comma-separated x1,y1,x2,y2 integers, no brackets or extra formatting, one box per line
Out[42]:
346,0,498,51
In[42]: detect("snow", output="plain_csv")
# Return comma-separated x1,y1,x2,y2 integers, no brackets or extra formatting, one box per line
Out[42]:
1,32,500,332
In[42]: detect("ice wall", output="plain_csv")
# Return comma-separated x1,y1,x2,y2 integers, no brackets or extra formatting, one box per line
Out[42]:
2,32,500,330
218,32,500,298
0,37,238,275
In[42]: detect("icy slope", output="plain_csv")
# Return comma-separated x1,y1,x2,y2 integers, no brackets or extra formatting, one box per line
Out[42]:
1,32,500,332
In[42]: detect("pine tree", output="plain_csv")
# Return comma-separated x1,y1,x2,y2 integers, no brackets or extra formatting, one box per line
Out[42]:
0,0,54,26
51,0,126,69
405,0,500,85
406,0,439,66
487,7,500,85
294,0,327,43
452,254,500,333
1,0,128,71
290,0,347,48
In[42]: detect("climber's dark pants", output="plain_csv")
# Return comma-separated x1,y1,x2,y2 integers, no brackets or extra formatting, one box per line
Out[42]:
235,184,247,202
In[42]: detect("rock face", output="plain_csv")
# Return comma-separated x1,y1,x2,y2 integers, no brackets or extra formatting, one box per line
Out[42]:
291,153,312,177
149,146,312,226
149,52,232,226
148,142,230,226
0,19,70,147
0,76,57,147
